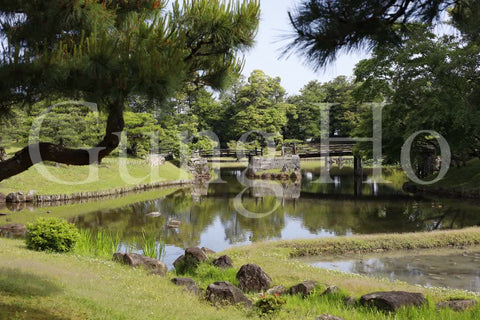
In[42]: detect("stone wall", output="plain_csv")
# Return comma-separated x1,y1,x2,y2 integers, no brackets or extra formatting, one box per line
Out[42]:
247,156,301,180
187,157,210,180
0,179,195,207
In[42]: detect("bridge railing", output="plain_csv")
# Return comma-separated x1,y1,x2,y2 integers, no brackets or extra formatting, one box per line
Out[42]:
282,142,356,157
198,148,263,158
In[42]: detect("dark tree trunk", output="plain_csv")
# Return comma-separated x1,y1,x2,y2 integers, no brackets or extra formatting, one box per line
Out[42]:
0,104,124,182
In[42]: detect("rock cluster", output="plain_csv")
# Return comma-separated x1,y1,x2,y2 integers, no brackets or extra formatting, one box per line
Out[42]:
113,252,167,276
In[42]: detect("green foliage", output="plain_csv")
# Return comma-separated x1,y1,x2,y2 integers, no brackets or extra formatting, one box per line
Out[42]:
255,294,286,317
0,0,261,181
26,218,80,253
74,229,120,259
217,70,292,146
75,229,165,260
285,0,466,69
189,263,239,288
353,25,480,164
285,76,359,141
123,112,165,158
0,0,261,110
280,227,480,257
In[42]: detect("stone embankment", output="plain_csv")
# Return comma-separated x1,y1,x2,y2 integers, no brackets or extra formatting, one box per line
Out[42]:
0,179,195,205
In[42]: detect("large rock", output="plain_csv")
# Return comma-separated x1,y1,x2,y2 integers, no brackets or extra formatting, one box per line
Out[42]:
344,296,357,306
321,286,339,296
0,223,27,236
185,247,208,263
171,277,196,287
211,255,234,269
206,281,252,307
25,190,36,202
6,192,24,203
289,281,317,297
173,255,185,272
201,247,216,255
266,285,287,296
113,252,167,276
436,299,477,311
0,193,6,203
236,263,272,292
171,277,201,295
316,315,345,320
360,291,426,312
174,247,208,274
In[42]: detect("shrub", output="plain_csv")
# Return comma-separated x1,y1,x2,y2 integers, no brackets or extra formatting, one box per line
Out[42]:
26,218,79,253
255,294,286,316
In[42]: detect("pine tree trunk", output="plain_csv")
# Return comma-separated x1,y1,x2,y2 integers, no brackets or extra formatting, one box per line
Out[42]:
0,103,124,182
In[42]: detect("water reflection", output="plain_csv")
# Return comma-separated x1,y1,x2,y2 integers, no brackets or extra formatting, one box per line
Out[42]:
67,169,480,266
306,249,480,292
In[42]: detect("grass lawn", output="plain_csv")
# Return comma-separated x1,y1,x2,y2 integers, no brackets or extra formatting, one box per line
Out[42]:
0,157,191,195
430,159,480,191
1,227,480,319
0,238,247,320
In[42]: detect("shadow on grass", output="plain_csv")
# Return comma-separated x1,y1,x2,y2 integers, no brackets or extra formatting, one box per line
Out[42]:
0,268,62,297
0,303,68,320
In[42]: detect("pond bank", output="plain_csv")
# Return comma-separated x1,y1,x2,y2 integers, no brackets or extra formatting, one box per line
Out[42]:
5,179,194,204
2,230,480,320
403,159,480,199
267,227,480,257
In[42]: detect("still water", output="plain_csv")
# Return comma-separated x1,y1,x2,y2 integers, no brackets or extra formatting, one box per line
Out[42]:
66,168,480,268
303,248,480,292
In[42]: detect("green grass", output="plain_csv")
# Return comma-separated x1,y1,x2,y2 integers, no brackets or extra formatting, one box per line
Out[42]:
74,229,121,259
0,156,192,195
431,158,480,191
180,245,480,319
0,238,249,320
1,229,480,320
274,227,480,257
74,229,165,260
224,229,480,299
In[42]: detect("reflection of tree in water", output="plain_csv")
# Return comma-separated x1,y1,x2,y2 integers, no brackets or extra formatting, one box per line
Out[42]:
70,170,480,248
221,198,285,243
284,199,480,235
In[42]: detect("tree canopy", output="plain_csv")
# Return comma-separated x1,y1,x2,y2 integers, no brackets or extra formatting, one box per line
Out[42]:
286,0,479,69
0,0,260,181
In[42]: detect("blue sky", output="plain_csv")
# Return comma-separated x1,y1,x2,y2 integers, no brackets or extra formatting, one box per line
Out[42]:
242,0,370,95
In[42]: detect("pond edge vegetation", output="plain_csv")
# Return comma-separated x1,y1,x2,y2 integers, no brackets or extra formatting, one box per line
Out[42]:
2,225,480,319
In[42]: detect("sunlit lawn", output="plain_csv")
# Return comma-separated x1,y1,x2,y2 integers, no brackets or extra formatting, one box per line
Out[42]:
0,157,191,195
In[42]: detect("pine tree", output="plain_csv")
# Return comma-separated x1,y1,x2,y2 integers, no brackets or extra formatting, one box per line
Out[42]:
0,0,260,181
285,0,478,69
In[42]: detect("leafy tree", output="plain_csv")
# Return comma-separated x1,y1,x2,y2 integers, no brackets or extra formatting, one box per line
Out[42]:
285,0,477,68
353,26,480,167
0,0,260,181
225,70,293,146
122,112,165,158
285,76,359,141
